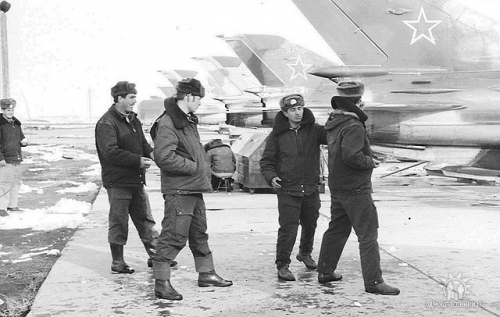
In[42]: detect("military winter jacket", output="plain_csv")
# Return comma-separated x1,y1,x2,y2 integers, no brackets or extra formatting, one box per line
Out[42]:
326,97,375,193
153,97,212,194
206,139,236,174
0,116,26,163
95,105,153,188
260,108,326,196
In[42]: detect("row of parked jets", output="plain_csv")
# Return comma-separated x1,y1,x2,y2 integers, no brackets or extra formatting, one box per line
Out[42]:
138,0,500,184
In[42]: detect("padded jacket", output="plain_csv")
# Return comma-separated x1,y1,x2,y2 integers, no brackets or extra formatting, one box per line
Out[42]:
95,105,153,188
260,108,326,196
206,139,236,174
0,116,26,163
326,98,376,193
153,97,212,194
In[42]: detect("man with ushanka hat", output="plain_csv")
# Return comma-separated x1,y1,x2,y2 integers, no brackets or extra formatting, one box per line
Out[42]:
260,94,327,281
175,77,205,97
110,81,137,97
0,98,28,217
151,77,232,300
95,81,160,275
316,81,400,295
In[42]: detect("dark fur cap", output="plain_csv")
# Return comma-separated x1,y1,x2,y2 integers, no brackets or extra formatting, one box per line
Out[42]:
111,81,137,97
176,78,205,98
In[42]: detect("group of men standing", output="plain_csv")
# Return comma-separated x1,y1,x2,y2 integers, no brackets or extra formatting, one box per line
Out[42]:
95,79,231,301
95,77,399,302
260,82,399,296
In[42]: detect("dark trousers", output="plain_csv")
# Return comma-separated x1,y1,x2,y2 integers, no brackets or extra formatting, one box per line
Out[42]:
317,190,383,286
155,194,212,263
106,187,157,247
276,191,320,269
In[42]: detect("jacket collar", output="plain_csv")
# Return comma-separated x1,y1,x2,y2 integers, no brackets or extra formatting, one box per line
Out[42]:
0,115,21,126
109,104,137,122
164,97,198,129
271,107,315,136
330,96,368,123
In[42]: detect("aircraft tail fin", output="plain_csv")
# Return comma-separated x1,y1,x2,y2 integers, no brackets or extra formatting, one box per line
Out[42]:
291,0,500,70
220,33,337,103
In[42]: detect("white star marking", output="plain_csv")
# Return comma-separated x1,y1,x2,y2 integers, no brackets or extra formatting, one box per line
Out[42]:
286,55,312,81
402,6,442,45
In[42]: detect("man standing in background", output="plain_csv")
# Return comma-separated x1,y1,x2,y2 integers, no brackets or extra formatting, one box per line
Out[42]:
0,98,28,217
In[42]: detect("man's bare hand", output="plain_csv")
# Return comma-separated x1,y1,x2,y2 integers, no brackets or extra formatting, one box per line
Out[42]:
140,157,152,169
271,176,282,189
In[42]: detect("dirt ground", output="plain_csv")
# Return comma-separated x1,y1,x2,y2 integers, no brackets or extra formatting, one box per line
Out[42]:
0,125,101,317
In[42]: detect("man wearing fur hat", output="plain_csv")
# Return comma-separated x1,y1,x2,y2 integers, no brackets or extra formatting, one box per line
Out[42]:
260,94,327,281
317,81,400,295
0,98,28,217
151,78,232,300
95,81,159,274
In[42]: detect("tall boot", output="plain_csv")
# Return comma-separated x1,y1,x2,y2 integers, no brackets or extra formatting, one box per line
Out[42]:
198,271,233,287
110,243,135,274
194,253,233,287
153,261,182,300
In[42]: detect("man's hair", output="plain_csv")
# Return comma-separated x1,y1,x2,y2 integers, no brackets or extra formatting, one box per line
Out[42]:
175,92,188,100
113,94,129,103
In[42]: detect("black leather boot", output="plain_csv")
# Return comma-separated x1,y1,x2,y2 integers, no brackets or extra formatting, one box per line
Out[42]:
198,271,233,287
277,264,296,281
318,272,343,284
110,244,135,274
155,280,183,300
296,254,318,269
365,282,400,295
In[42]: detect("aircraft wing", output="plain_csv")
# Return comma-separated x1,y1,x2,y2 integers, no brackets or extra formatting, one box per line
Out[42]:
440,166,500,182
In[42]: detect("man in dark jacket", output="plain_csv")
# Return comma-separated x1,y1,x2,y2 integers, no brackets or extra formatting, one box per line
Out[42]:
0,98,28,217
260,94,327,281
317,81,400,295
95,81,158,274
152,78,232,301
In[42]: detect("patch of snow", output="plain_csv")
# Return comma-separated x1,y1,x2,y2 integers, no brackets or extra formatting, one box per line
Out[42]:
82,163,101,176
0,198,91,230
56,182,98,194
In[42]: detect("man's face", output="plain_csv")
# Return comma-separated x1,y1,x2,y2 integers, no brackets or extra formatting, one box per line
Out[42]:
356,99,365,110
186,95,202,113
284,106,304,124
116,94,137,113
3,108,15,119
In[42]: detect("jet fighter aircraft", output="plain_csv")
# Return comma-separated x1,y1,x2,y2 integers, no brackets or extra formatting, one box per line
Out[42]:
290,0,500,182
219,33,338,124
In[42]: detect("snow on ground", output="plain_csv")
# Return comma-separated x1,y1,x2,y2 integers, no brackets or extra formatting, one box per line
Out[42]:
23,145,99,163
0,198,91,231
0,144,100,231
82,163,101,176
56,182,98,194
19,184,44,194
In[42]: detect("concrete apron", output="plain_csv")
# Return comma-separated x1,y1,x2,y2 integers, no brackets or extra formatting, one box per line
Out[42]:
28,167,500,317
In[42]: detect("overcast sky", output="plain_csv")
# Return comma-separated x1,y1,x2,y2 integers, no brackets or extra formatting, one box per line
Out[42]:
3,0,499,122
2,0,339,121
